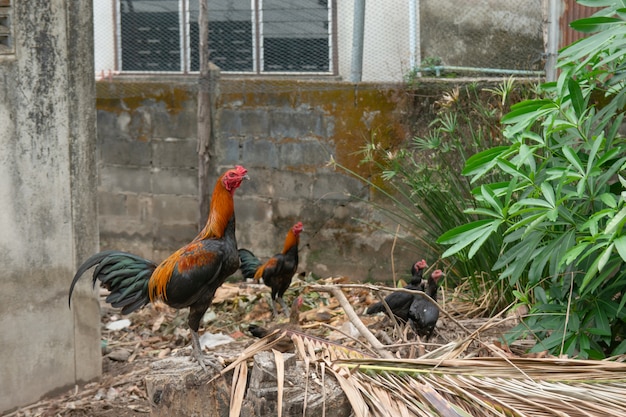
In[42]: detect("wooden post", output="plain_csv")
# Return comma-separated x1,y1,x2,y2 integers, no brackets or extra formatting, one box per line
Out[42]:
197,0,219,225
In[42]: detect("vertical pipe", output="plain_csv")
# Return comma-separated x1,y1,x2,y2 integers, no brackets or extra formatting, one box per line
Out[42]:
415,0,421,70
350,0,365,82
545,0,560,82
409,0,417,69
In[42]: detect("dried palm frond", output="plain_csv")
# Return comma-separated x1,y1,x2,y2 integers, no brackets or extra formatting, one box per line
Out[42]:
220,281,626,417
331,356,626,417
215,327,372,416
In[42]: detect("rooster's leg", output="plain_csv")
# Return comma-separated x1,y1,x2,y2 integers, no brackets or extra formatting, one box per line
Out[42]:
277,296,290,317
190,329,223,373
190,330,208,372
269,297,279,318
188,305,222,373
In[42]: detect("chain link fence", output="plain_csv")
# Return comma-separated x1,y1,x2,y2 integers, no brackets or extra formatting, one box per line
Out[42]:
94,0,561,88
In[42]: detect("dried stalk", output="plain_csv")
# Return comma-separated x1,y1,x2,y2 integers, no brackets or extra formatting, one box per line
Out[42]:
309,284,394,359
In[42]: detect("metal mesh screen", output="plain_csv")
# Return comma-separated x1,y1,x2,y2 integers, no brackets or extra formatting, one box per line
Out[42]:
94,0,549,85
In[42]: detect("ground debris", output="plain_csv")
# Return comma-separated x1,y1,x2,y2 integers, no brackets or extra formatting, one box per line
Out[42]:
7,275,525,416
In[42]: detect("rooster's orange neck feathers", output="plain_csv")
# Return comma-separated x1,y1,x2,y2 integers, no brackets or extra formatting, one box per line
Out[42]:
196,175,235,241
282,230,299,253
282,223,302,253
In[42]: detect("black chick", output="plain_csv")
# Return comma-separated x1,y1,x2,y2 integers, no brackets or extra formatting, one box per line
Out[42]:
366,259,428,322
248,297,304,352
408,269,444,339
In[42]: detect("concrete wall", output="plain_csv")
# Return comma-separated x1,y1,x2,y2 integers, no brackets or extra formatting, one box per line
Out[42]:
420,0,545,72
0,1,100,413
95,78,425,282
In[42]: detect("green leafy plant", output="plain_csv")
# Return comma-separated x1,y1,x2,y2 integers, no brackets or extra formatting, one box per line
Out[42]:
438,1,626,358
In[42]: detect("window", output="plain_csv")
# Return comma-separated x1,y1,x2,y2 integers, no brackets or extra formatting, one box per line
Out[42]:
118,0,333,74
261,0,330,72
0,0,12,55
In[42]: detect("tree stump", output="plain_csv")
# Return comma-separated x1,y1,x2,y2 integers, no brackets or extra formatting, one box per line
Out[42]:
145,357,232,417
244,351,352,417
145,352,352,417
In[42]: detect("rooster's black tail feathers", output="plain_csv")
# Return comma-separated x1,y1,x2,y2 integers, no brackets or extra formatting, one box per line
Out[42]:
69,250,156,314
238,248,262,279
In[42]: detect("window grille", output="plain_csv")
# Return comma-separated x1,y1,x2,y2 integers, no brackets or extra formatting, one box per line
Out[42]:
0,0,12,55
117,0,334,74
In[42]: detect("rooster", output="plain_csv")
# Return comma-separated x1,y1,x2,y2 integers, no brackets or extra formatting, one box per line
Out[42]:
365,259,428,322
238,222,303,317
68,165,249,372
408,269,444,340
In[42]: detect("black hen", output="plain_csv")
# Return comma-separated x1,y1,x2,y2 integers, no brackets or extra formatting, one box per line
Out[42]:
408,269,444,339
366,259,428,322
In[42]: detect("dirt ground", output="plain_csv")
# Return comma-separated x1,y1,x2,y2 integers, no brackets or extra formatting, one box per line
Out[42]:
4,276,527,417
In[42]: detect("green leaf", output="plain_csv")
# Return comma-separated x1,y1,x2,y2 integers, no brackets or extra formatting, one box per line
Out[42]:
568,312,580,332
496,159,532,183
562,241,590,266
592,302,612,336
464,207,503,219
468,221,502,259
580,209,614,233
577,0,625,6
534,286,547,304
462,146,510,179
567,78,585,118
580,255,601,292
480,185,503,216
562,146,585,176
570,16,623,33
611,339,626,356
605,206,626,235
598,242,614,272
438,220,501,259
512,290,529,304
514,198,554,209
540,182,556,207
504,101,557,123
599,193,618,208
532,329,567,352
614,236,626,261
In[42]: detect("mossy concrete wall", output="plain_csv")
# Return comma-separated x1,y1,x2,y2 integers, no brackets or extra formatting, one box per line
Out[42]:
95,78,436,283
0,1,100,413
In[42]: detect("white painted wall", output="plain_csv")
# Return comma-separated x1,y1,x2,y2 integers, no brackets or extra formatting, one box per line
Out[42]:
336,0,411,82
94,1,116,74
